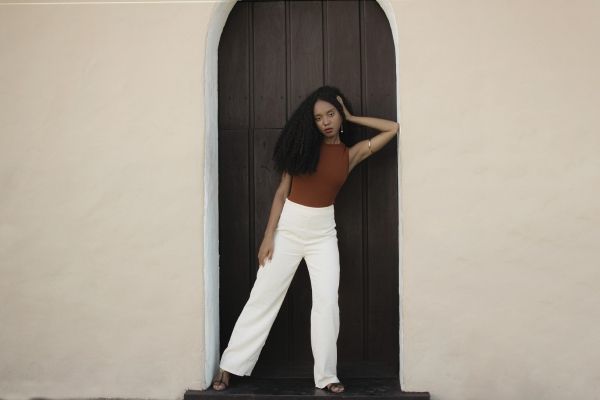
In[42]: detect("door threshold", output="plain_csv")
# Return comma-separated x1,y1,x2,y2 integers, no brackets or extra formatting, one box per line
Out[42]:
186,377,429,399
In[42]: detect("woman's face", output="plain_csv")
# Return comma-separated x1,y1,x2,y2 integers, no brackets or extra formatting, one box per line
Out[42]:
313,99,342,139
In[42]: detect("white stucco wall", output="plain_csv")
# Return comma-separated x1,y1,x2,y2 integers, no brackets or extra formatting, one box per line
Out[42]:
0,1,214,399
1,1,599,400
393,0,600,399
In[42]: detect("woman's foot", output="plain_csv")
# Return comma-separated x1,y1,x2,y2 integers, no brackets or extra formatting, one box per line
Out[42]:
325,382,345,393
211,368,231,391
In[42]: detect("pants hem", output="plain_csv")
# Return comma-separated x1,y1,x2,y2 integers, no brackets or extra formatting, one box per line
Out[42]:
219,362,252,377
315,378,341,389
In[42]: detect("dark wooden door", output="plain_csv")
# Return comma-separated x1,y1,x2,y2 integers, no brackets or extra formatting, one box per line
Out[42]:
218,0,398,379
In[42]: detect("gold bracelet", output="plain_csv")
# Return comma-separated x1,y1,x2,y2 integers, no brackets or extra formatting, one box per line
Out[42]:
368,138,372,154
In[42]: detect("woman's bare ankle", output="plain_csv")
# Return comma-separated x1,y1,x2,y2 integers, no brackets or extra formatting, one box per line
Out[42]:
212,368,231,391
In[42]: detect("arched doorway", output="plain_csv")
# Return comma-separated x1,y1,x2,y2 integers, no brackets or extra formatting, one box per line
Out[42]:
217,0,398,380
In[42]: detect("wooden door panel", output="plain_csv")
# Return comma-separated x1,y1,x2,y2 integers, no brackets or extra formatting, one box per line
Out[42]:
218,130,251,344
253,1,286,129
326,0,362,108
363,0,399,366
218,4,250,130
336,171,366,364
289,1,323,114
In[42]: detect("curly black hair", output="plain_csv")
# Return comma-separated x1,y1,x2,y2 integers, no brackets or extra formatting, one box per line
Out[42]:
272,85,355,175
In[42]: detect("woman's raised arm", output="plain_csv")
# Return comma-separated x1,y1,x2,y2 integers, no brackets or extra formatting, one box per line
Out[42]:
336,96,399,173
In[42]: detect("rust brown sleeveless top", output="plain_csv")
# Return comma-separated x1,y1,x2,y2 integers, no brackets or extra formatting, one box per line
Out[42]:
287,142,350,207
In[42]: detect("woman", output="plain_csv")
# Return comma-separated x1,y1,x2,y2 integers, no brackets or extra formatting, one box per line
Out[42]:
212,85,399,393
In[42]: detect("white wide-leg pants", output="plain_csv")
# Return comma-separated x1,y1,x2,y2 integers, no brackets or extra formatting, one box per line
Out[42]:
219,197,341,389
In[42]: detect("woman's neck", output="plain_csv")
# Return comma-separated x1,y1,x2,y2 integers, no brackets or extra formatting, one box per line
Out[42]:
323,135,341,144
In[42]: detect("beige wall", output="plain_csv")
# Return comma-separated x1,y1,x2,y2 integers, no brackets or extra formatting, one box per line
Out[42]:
1,1,599,400
0,1,214,399
393,0,600,399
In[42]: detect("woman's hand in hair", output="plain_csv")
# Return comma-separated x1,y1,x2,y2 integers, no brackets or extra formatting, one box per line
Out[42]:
336,95,353,121
258,236,274,269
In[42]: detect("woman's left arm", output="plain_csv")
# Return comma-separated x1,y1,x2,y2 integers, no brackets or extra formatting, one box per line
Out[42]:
336,96,400,172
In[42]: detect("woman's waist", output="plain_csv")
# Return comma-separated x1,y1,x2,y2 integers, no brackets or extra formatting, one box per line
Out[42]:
278,197,335,228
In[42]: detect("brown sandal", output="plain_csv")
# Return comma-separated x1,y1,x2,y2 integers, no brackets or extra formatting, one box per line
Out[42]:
324,382,345,393
211,368,230,391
